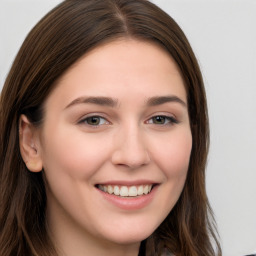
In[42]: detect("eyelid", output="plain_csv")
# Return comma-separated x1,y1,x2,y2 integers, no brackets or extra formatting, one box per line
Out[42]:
78,113,111,126
145,114,179,125
76,112,179,127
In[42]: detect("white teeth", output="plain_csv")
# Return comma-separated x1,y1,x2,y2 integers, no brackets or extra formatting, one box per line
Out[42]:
98,184,153,197
128,186,137,197
114,186,120,195
107,185,113,194
137,185,144,195
120,186,129,196
143,185,149,194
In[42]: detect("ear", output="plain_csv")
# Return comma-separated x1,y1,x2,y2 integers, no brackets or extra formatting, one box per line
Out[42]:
19,114,43,172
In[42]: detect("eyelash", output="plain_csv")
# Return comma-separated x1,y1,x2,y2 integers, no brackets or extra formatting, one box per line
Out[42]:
78,116,109,126
146,115,179,125
78,115,178,127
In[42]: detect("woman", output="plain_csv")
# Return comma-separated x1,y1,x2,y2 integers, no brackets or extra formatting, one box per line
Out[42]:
0,0,221,255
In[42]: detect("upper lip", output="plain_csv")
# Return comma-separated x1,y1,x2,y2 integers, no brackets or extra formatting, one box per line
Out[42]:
95,180,159,186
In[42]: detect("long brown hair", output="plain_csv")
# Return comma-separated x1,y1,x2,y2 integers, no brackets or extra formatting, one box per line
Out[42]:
0,0,221,255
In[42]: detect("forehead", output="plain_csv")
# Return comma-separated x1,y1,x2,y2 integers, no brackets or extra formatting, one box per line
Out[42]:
72,39,182,78
45,39,187,109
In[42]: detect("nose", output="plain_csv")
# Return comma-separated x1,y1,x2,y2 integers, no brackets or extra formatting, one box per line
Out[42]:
111,125,151,169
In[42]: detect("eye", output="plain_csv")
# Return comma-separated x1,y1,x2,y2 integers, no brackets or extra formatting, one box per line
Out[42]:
147,115,178,125
79,116,109,126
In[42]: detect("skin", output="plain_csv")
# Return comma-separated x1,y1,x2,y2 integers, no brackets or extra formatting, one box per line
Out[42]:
20,39,192,256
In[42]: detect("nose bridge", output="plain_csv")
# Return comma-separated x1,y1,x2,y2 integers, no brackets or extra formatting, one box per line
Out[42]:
111,121,150,168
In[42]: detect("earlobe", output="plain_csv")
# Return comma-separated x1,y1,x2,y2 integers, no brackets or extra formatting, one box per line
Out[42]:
19,114,43,172
25,160,43,173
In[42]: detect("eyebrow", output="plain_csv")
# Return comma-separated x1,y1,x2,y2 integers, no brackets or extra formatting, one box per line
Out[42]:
146,95,187,107
65,95,187,109
65,96,119,109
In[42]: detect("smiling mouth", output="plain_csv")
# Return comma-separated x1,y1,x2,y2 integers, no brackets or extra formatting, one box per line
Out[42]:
96,184,155,197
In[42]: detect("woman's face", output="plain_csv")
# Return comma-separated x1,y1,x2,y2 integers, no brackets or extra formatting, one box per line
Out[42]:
36,40,192,252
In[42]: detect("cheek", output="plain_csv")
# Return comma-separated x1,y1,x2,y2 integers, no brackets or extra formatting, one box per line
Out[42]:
152,130,192,212
40,126,111,180
153,130,192,178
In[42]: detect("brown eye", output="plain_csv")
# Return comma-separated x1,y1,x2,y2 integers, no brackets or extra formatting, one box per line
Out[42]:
80,116,108,126
152,116,166,124
87,117,101,125
147,115,178,125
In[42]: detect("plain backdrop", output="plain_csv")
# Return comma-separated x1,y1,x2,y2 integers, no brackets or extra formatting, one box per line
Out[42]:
0,1,255,255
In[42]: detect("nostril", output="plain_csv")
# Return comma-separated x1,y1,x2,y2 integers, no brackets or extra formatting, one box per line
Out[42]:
111,147,151,169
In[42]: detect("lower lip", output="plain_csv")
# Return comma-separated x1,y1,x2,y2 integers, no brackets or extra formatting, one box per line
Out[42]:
97,186,158,210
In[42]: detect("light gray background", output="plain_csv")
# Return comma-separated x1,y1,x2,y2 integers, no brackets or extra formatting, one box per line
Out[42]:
0,1,255,255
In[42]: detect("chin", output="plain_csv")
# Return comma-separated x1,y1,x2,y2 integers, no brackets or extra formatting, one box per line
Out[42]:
97,219,160,245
